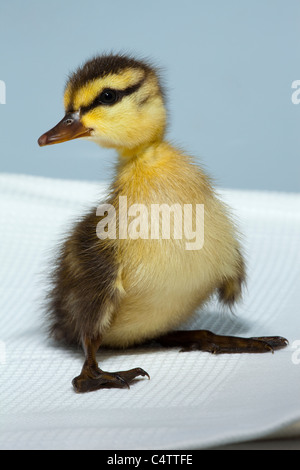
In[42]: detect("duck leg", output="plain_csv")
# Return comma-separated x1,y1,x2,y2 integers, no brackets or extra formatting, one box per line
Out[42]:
72,335,149,393
156,330,288,354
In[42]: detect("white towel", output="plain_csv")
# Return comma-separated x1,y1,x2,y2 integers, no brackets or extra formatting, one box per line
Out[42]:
0,173,299,450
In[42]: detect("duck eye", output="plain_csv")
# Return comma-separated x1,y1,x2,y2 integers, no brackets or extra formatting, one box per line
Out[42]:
98,89,118,105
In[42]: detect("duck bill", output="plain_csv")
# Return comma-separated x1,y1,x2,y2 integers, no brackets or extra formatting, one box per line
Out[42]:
38,112,92,147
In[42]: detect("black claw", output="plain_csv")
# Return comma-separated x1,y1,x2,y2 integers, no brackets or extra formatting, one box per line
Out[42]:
253,336,289,351
115,374,130,389
137,368,150,379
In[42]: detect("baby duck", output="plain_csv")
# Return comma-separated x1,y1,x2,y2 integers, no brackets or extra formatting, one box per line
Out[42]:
38,53,288,393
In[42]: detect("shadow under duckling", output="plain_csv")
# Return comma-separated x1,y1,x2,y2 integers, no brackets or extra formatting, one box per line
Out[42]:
38,53,288,393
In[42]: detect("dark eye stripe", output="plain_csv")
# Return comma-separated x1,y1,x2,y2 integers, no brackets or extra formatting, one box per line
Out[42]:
80,77,145,115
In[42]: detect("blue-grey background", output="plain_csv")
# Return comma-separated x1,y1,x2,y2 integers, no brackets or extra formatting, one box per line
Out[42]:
0,0,299,192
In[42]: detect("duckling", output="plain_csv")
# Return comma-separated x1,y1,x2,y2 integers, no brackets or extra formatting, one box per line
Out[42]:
38,53,288,393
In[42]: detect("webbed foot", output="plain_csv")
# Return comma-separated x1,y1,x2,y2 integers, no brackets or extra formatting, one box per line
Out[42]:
72,366,149,393
157,330,288,354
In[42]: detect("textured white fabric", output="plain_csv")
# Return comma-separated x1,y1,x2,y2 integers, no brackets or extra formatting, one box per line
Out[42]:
0,173,299,450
